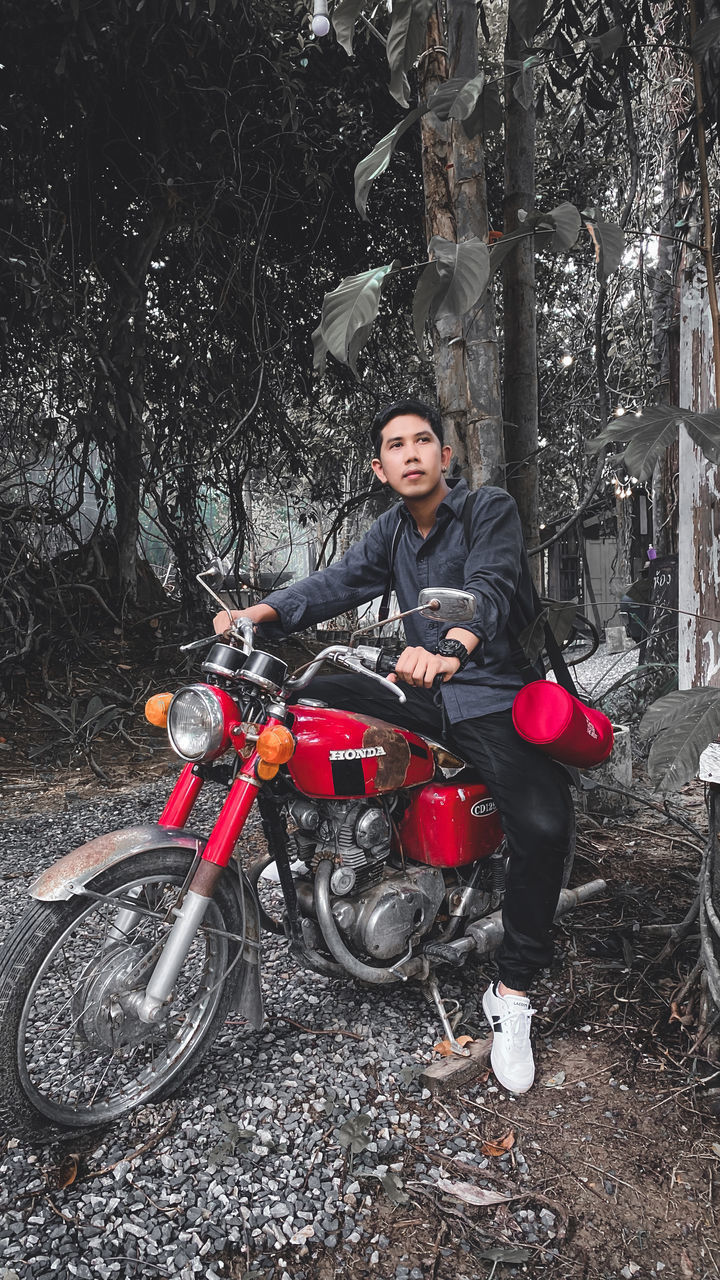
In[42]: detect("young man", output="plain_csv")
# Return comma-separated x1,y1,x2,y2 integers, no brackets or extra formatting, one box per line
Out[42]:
214,399,574,1094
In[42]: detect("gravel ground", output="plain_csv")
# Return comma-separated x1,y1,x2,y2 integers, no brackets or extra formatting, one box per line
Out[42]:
551,640,639,702
0,779,550,1280
0,644,639,1278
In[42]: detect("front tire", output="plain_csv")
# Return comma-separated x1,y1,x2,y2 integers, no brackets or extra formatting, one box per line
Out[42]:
0,849,244,1138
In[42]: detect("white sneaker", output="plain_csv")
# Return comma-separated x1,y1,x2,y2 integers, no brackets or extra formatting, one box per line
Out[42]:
482,982,536,1094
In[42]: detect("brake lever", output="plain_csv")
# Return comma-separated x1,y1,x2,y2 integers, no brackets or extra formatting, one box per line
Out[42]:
331,653,407,702
180,632,220,652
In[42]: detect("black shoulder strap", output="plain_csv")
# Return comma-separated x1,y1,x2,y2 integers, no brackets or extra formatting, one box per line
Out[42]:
460,490,579,696
378,515,404,623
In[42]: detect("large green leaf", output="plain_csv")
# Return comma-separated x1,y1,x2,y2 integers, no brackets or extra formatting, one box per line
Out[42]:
692,16,720,61
547,202,582,251
586,25,625,61
585,407,679,479
640,688,720,739
622,417,680,480
448,72,486,121
683,408,720,464
315,262,399,376
386,0,436,108
354,107,424,220
583,208,625,281
429,236,490,319
462,81,503,138
645,690,720,793
332,0,366,56
586,404,720,480
412,260,445,353
426,72,487,123
426,77,470,121
508,0,546,43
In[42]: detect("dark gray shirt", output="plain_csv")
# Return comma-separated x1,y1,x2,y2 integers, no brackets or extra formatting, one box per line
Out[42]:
262,478,538,722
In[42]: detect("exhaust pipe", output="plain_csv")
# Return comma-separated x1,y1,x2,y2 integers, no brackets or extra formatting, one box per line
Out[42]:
439,877,608,963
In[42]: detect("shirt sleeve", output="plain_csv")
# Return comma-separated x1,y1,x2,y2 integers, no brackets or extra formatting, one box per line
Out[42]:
452,487,524,646
258,510,396,635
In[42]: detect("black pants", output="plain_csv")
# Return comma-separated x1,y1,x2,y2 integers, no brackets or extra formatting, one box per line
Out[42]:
305,674,575,990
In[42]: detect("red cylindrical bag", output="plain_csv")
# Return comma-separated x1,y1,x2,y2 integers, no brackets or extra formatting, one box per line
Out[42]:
512,681,614,769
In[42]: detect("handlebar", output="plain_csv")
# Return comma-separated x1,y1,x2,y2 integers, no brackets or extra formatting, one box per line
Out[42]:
282,643,407,703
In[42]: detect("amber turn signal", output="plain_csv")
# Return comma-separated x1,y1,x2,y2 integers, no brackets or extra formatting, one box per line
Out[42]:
145,693,173,728
256,724,295,764
256,760,280,781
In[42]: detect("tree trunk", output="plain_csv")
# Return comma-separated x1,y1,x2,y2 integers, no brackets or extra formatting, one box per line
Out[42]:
502,13,539,559
419,0,504,488
651,135,681,558
678,262,720,690
100,204,169,605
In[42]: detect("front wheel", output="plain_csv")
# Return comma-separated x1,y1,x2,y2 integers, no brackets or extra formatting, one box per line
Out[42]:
0,849,244,1138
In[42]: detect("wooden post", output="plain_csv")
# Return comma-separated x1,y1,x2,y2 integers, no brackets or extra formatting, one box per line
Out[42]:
678,271,720,689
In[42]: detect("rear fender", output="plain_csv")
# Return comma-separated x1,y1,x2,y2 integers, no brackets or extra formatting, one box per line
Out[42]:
30,822,264,1031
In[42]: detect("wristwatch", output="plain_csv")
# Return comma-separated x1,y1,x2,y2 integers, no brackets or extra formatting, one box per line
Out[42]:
434,637,471,669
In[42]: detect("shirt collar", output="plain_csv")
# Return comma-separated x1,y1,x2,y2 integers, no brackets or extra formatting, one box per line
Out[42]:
396,475,470,525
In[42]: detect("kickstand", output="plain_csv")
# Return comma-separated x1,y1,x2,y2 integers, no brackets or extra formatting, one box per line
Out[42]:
423,975,471,1058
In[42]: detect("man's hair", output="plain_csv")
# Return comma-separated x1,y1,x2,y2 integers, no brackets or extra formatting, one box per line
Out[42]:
370,399,443,456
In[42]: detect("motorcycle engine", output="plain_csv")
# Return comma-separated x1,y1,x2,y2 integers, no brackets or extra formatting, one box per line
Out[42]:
286,797,445,961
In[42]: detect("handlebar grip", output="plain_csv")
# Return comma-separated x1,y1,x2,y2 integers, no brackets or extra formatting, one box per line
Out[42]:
377,650,398,676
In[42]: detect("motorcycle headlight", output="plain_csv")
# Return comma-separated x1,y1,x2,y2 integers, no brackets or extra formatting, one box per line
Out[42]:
166,685,228,762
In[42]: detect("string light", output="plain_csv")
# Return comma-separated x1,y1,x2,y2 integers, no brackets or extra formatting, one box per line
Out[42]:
311,0,330,37
560,353,574,368
614,405,626,416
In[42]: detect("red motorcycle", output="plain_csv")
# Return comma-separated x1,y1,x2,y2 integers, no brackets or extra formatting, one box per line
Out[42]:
0,587,605,1136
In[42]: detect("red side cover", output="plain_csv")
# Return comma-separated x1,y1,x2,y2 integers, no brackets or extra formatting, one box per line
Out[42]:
398,781,504,868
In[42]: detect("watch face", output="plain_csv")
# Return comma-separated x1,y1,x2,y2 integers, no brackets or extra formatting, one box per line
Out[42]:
437,638,468,666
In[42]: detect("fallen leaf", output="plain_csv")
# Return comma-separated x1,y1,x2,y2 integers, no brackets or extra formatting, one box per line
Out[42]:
478,1246,532,1263
681,1250,694,1278
712,1142,720,1158
481,1128,515,1157
46,1152,79,1189
542,1069,566,1088
436,1177,512,1206
433,1034,473,1057
669,1001,695,1027
378,1170,409,1205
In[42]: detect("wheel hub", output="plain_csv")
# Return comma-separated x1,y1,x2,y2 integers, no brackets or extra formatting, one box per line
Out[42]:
74,945,160,1051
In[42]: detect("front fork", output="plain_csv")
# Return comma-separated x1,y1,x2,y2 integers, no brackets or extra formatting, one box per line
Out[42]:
132,759,262,1024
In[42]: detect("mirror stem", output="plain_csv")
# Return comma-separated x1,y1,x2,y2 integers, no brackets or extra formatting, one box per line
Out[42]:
349,600,439,646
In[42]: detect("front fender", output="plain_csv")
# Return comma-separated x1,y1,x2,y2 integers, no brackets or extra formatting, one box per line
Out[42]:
30,823,206,901
30,822,264,1031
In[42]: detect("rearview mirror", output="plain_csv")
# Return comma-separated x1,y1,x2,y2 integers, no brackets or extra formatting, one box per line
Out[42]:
418,588,476,623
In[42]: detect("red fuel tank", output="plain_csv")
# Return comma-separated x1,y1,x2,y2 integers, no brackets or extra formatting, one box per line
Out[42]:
286,704,434,799
398,780,505,868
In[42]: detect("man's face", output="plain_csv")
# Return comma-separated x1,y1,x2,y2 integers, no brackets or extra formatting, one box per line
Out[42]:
371,414,452,498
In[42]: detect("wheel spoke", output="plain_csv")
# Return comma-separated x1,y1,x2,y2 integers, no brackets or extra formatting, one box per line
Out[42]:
9,857,236,1127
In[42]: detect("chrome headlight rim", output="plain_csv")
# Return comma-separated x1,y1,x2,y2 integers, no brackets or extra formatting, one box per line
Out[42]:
166,684,228,762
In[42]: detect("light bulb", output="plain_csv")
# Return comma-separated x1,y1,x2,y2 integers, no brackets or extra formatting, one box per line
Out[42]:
311,0,330,37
